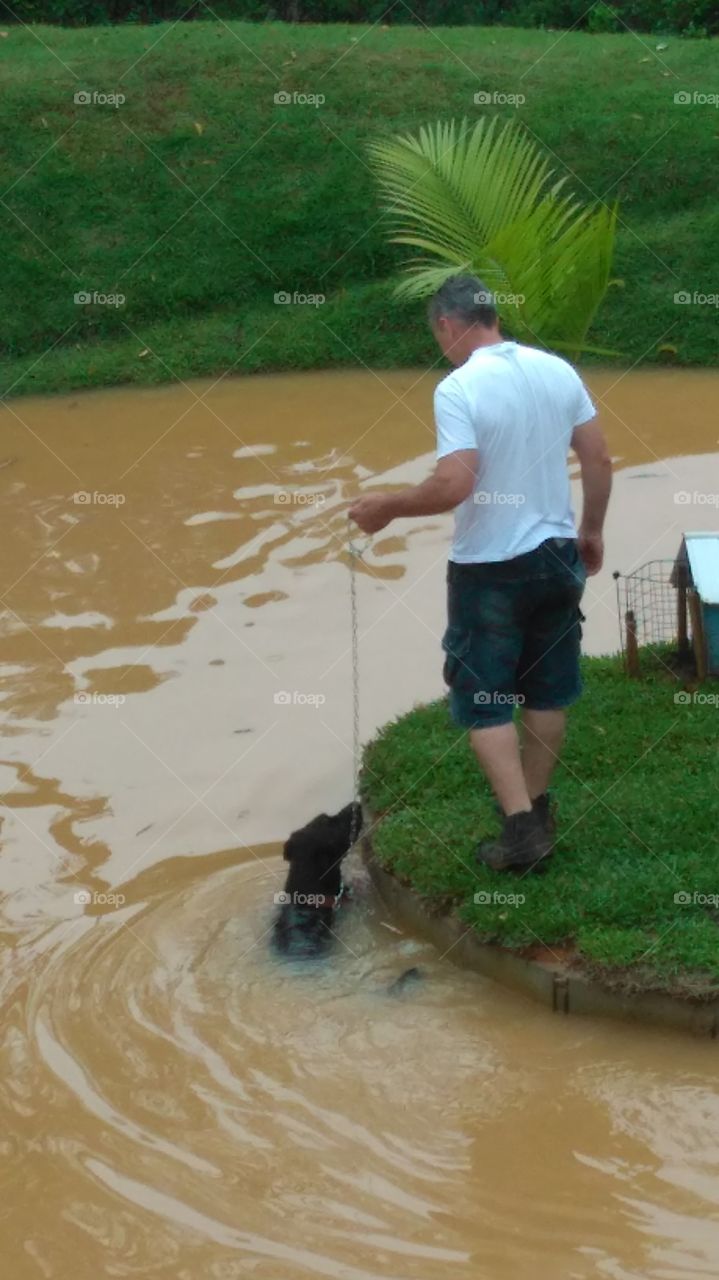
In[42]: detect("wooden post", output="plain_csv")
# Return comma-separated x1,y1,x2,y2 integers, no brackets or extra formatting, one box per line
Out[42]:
625,609,640,678
676,563,690,659
687,589,708,681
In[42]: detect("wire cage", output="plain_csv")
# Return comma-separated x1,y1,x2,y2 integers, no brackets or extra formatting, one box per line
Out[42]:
613,559,693,675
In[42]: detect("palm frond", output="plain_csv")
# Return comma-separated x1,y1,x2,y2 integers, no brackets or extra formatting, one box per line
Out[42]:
368,117,618,357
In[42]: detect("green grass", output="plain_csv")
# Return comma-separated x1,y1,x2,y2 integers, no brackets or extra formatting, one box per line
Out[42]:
362,653,719,997
0,21,718,397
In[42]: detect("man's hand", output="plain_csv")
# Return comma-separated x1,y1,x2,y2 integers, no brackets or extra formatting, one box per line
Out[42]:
349,452,478,535
578,527,604,576
348,493,394,535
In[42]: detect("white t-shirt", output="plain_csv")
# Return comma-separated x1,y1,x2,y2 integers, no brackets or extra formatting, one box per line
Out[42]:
435,341,597,563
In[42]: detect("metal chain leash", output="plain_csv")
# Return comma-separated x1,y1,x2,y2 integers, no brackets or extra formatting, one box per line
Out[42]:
347,514,372,848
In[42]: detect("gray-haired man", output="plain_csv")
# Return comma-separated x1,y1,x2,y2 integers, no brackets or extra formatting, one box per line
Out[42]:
350,274,612,871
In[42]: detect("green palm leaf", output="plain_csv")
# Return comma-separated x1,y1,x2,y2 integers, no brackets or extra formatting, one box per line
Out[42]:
368,117,618,358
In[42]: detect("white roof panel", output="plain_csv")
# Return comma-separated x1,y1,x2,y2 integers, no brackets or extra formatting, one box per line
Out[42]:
683,531,719,605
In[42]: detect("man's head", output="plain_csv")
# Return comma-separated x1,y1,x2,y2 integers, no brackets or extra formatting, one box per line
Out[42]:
428,274,502,366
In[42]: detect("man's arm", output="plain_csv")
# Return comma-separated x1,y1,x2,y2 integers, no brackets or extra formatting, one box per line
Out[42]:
348,450,478,535
350,377,478,535
571,419,612,575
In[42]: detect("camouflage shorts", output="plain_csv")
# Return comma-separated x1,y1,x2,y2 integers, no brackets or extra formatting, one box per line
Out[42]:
442,537,586,729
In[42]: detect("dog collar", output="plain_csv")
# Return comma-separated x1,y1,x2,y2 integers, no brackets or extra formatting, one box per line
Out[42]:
310,878,346,910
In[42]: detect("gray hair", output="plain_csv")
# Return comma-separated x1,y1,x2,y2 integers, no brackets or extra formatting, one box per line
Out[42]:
428,273,498,328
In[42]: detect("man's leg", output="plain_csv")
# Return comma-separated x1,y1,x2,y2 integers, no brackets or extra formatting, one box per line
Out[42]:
514,539,586,842
443,562,551,870
521,707,567,800
470,722,532,816
471,717,551,869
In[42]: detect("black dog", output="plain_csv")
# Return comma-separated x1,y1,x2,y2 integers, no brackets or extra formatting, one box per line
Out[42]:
273,802,362,958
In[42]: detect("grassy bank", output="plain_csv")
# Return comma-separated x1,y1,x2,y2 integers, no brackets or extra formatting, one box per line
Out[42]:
1,21,717,398
362,654,719,997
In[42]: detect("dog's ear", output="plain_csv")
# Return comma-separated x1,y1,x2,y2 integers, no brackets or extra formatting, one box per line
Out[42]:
283,813,333,861
282,830,310,862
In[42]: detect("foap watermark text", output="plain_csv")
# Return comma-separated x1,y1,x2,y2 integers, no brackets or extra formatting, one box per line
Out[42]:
74,291,125,308
274,90,325,107
274,290,325,307
274,690,326,708
275,490,325,506
74,89,125,107
674,490,719,506
74,889,126,907
274,891,333,906
674,890,719,906
474,90,525,107
475,490,526,507
474,890,526,906
73,491,126,506
74,692,126,707
674,691,719,707
674,290,719,307
474,691,525,707
674,90,719,108
475,289,525,306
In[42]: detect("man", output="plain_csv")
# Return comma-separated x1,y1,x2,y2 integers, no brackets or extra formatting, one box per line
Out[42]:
349,274,612,872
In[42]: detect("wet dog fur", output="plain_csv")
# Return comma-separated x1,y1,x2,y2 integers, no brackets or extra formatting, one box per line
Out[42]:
273,802,361,958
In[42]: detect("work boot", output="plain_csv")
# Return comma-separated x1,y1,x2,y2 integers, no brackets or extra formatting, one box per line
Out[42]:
532,792,557,846
476,809,552,872
492,794,557,845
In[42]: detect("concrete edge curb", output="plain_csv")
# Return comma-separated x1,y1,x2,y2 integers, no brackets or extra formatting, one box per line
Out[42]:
360,827,719,1039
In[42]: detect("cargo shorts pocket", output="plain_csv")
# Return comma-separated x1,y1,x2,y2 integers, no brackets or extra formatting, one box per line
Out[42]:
441,625,472,688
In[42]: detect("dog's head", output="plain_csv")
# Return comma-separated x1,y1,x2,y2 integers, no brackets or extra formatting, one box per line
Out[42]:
282,802,362,894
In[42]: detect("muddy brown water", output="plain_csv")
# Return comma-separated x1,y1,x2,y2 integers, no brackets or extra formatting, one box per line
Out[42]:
1,366,719,1279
